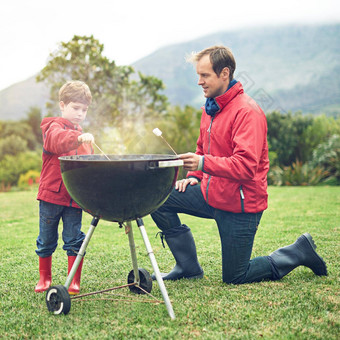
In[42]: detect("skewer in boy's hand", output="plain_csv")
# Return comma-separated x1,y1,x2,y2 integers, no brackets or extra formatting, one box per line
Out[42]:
78,133,94,144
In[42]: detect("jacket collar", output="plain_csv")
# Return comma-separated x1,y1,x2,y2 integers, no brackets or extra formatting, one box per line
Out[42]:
40,116,82,131
58,117,77,128
205,80,243,116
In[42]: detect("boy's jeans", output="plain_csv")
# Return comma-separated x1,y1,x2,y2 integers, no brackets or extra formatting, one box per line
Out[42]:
151,184,273,284
36,200,85,257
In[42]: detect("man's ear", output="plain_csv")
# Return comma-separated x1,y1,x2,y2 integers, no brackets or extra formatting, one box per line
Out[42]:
221,67,230,81
59,101,65,111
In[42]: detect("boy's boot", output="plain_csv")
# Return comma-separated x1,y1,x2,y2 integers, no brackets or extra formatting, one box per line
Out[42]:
35,256,52,293
67,256,84,295
268,233,328,280
153,225,204,281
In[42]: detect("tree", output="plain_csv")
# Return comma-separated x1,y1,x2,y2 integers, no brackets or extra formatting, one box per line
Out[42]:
266,111,314,166
156,105,201,154
24,107,43,146
0,120,38,155
0,135,28,160
36,35,168,141
301,114,340,162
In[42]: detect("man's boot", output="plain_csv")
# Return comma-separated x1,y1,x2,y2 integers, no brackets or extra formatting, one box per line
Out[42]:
268,233,328,280
153,225,204,280
35,256,52,293
67,256,84,295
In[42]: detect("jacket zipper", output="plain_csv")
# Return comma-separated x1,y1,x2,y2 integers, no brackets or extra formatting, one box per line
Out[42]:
240,185,245,213
206,117,214,203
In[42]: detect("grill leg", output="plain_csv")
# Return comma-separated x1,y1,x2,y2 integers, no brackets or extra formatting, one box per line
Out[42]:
126,221,140,283
64,217,99,289
136,218,176,320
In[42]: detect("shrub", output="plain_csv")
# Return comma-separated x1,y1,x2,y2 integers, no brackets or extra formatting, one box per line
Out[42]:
266,111,314,166
0,135,28,161
0,151,42,189
18,170,40,190
267,112,340,167
310,134,340,185
268,161,327,186
300,115,340,163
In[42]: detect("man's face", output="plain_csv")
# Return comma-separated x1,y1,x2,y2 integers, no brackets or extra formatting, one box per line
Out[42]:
60,101,88,126
196,54,230,98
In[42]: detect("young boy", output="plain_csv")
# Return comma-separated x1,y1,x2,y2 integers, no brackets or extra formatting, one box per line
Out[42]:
35,80,94,295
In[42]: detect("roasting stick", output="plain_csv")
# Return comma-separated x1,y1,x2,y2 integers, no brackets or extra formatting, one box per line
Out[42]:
153,128,177,155
92,142,110,160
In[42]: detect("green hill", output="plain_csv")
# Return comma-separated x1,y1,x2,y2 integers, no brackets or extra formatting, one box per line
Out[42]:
0,75,49,121
132,24,340,115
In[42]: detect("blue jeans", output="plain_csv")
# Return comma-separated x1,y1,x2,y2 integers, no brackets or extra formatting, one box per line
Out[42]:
151,184,273,284
36,200,85,257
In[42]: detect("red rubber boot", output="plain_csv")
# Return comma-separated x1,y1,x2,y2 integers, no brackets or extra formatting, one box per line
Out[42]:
35,256,52,293
67,256,84,295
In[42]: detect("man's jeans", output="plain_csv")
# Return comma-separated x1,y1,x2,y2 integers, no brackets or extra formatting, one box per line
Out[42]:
36,200,85,257
151,184,273,284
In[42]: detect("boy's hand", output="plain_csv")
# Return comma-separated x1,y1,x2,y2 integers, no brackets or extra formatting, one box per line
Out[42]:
78,133,94,144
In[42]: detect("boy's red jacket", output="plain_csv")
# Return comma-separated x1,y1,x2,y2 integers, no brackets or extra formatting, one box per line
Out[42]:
187,82,269,213
37,117,93,208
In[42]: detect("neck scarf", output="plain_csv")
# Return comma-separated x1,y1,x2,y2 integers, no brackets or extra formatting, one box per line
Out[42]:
205,79,237,117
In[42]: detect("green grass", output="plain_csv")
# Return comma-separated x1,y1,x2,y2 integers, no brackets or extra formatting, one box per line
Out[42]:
0,187,339,339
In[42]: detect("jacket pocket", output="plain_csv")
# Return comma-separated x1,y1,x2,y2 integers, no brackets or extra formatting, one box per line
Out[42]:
41,178,62,193
240,185,245,213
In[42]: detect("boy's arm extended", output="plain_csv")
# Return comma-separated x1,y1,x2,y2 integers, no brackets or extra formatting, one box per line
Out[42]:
43,122,85,155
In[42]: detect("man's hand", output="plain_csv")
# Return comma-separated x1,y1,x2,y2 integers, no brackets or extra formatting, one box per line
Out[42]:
179,152,201,171
78,133,94,144
175,177,198,192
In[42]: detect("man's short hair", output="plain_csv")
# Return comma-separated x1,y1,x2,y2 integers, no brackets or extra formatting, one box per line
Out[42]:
188,46,236,81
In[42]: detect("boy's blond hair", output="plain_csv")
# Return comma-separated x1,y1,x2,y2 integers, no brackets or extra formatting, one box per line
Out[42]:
59,80,92,105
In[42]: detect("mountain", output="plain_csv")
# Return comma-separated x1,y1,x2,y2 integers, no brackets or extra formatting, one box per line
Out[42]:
0,75,49,120
1,23,339,121
132,24,340,115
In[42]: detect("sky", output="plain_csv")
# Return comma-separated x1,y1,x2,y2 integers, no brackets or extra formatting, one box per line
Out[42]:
0,0,339,91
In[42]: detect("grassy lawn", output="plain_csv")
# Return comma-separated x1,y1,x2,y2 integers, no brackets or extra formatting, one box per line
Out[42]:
0,186,339,339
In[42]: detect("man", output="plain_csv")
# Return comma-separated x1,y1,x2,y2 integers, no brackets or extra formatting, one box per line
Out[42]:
151,46,327,284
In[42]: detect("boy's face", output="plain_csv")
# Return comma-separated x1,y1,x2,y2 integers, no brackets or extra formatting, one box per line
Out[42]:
60,101,89,126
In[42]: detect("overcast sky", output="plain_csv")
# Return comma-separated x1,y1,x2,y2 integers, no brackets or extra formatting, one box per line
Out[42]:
0,0,339,91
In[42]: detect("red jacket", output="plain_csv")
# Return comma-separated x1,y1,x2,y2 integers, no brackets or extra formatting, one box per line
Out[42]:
187,82,269,213
37,117,93,208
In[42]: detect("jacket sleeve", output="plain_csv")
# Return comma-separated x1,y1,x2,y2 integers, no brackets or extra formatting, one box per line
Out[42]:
186,124,205,181
43,122,82,155
202,108,267,181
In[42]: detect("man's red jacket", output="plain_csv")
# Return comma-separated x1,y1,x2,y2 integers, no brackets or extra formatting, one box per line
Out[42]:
37,117,93,208
187,82,269,213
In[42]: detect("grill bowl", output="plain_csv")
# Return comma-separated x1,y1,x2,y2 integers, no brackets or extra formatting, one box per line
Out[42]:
59,154,181,222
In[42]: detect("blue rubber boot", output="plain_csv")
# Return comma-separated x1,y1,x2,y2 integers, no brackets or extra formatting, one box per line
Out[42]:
268,233,328,280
